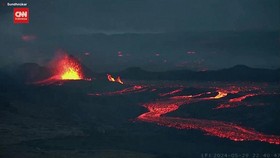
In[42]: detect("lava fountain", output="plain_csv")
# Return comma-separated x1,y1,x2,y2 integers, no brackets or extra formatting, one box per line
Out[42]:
34,53,88,85
55,54,84,80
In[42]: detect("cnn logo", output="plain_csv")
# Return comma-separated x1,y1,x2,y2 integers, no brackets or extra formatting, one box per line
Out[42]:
14,8,29,24
15,11,28,17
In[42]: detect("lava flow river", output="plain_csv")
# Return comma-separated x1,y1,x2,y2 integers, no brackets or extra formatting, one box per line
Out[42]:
90,82,280,145
137,91,280,145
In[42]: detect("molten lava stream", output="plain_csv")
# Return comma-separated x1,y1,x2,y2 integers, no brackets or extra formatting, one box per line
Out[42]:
214,93,257,109
159,88,183,97
88,85,147,96
229,94,256,103
137,89,280,145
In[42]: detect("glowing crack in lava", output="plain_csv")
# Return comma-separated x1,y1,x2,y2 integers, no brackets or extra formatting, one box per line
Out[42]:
229,94,256,103
88,85,146,96
34,53,88,85
107,74,124,84
159,88,183,97
214,93,257,109
137,87,280,145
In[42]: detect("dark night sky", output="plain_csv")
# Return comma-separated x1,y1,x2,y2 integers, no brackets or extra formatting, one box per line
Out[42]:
0,0,279,72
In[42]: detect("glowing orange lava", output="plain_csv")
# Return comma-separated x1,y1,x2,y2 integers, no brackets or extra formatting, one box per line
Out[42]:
214,93,258,109
88,83,280,145
159,88,183,97
229,94,256,102
107,74,115,82
116,76,124,84
107,74,124,84
33,53,88,85
56,54,84,80
88,85,146,96
211,91,228,99
137,90,280,145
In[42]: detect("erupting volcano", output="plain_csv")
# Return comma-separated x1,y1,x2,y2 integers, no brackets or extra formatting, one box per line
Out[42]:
34,53,88,85
55,54,84,80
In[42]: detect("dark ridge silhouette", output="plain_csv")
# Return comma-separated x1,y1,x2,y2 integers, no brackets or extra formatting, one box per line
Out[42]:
118,65,280,82
0,71,14,91
14,63,52,82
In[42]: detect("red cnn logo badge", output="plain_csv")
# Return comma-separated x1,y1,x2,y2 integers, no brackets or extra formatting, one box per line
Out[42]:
14,8,29,24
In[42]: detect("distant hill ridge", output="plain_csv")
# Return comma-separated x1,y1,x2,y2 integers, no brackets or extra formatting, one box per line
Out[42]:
117,65,280,82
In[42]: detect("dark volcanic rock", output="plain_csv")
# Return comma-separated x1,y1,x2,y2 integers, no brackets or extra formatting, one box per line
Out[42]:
15,63,51,83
